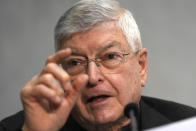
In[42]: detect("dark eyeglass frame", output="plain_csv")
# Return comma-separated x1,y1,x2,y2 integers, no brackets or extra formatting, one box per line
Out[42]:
61,51,135,75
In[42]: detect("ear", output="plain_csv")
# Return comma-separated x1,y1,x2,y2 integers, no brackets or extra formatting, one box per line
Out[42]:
137,48,148,87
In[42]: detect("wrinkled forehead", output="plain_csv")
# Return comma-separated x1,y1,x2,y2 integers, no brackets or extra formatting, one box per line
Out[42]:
60,21,132,53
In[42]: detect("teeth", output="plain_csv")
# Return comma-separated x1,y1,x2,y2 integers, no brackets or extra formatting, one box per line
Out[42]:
87,95,109,103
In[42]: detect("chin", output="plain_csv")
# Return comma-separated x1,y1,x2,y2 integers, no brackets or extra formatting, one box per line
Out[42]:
91,109,123,125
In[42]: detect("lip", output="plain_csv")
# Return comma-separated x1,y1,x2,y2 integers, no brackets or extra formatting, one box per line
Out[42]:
83,87,113,107
87,96,111,108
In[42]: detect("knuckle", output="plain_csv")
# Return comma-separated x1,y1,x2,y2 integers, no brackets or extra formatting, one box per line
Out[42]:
31,75,39,81
20,75,39,98
49,91,56,98
46,63,55,70
35,85,43,93
46,56,53,64
34,84,47,95
43,74,53,82
20,82,33,97
20,87,27,96
43,63,55,73
62,73,70,82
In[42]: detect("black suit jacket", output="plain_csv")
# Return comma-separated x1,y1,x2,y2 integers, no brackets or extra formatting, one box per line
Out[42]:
1,96,196,131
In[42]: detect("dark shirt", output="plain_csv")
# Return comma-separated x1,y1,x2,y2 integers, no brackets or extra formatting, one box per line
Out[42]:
1,96,196,131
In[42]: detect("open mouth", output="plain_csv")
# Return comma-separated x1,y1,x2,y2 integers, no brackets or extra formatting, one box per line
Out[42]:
87,95,110,103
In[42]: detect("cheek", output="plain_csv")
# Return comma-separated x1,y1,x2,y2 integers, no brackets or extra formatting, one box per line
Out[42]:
106,64,141,105
125,64,142,103
71,95,94,124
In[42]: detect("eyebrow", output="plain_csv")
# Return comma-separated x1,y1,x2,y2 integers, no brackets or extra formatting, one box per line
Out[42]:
98,41,120,53
64,41,120,57
63,45,86,57
71,50,86,57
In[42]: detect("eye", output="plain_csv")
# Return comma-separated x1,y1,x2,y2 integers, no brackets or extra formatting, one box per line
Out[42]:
102,52,121,60
107,53,116,59
69,59,78,66
63,58,85,68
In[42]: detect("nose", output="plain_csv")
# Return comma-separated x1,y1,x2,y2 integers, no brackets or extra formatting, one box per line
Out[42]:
87,61,103,87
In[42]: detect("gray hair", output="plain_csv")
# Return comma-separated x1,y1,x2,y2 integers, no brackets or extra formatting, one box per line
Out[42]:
54,0,142,52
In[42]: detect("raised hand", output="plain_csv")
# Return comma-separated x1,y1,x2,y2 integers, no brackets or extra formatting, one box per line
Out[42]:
21,48,88,131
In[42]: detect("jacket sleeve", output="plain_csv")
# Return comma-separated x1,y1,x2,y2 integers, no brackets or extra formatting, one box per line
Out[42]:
0,111,24,131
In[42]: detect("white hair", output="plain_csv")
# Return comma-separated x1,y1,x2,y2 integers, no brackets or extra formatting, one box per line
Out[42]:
54,0,142,52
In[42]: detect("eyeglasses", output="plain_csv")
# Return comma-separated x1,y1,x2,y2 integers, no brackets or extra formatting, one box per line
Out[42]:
61,51,134,75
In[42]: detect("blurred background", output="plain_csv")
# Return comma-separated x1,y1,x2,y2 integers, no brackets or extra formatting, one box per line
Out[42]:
1,0,196,120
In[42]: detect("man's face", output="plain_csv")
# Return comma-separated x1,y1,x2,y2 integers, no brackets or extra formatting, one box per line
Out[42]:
61,22,148,126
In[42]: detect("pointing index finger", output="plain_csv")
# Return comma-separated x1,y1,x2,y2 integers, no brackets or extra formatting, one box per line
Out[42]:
46,48,72,65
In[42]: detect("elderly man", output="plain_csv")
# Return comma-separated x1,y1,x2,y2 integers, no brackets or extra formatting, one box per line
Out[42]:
1,0,196,131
